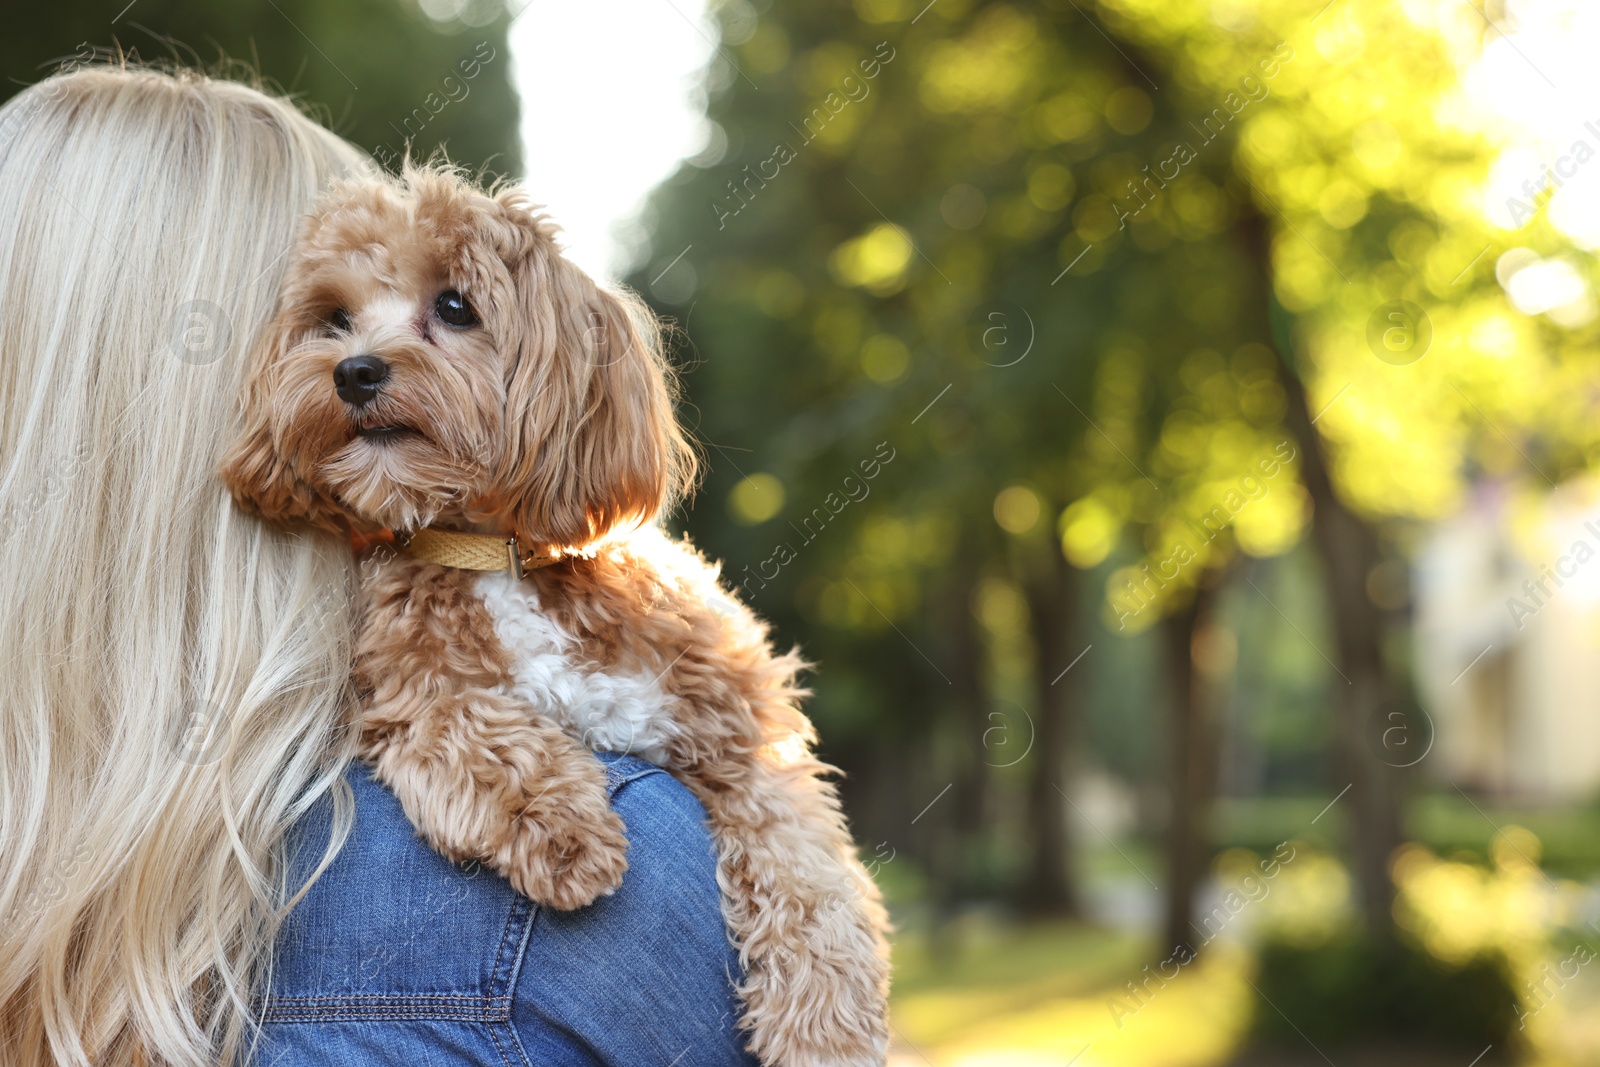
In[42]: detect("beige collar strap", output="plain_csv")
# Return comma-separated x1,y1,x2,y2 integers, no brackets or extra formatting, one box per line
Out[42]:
399,527,561,580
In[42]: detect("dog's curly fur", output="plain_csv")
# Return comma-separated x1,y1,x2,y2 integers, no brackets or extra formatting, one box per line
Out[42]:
220,165,890,1065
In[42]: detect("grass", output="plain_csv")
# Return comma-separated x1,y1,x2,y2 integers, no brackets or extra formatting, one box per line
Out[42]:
880,796,1600,1064
888,920,1256,1066
1209,793,1600,878
891,921,1143,1047
1405,795,1600,878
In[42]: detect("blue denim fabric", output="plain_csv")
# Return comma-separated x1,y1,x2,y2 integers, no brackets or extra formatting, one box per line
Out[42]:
253,753,758,1067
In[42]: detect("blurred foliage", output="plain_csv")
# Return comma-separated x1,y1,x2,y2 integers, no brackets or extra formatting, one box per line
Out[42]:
1096,0,1600,513
1251,830,1578,1055
638,3,1600,1056
1407,796,1600,880
632,0,1332,906
0,0,522,176
1251,936,1519,1051
639,0,1307,645
633,0,1600,903
1246,842,1525,1052
1213,795,1600,878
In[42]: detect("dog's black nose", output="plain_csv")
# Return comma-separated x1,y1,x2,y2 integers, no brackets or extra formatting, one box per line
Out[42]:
333,354,389,406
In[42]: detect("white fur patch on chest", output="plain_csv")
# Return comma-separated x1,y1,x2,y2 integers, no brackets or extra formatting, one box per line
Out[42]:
474,571,678,766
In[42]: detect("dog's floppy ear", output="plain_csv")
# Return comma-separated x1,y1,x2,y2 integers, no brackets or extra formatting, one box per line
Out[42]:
219,321,348,533
491,192,695,549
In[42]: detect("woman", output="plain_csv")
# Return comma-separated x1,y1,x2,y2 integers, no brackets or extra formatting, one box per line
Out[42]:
0,66,754,1067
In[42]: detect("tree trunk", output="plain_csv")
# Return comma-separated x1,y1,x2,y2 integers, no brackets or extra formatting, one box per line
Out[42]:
1232,209,1405,938
1017,543,1081,921
1274,347,1404,936
1161,576,1224,954
933,553,990,920
1019,541,1082,917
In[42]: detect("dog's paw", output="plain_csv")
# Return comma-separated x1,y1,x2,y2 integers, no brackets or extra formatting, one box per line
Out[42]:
499,800,629,911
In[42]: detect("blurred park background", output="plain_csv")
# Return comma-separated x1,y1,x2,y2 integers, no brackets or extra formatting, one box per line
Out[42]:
11,0,1600,1063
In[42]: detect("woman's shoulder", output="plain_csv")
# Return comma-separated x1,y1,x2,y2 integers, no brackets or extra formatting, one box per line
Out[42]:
256,753,756,1066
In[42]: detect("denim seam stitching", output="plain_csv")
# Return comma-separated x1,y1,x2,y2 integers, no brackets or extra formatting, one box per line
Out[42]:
501,893,540,1067
261,1013,501,1022
260,1006,511,1022
267,994,505,1003
490,894,520,996
487,1020,521,1067
603,756,661,795
260,993,509,1023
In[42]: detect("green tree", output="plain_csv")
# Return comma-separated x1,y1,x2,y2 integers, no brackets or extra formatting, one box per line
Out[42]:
1093,0,1586,940
0,0,521,176
631,0,1318,932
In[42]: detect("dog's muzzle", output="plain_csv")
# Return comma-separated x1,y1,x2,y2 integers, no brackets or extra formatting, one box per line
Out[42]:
333,353,390,406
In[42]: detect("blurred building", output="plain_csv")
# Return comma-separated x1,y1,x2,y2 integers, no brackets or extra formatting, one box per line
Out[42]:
1415,480,1600,802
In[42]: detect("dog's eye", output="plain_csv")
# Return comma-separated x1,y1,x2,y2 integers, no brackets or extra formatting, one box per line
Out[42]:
325,308,352,334
435,290,479,328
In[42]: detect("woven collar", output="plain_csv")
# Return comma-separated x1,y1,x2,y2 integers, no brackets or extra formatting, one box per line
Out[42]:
398,527,561,579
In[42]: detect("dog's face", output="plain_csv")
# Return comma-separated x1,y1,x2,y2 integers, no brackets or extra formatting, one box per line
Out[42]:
222,167,691,547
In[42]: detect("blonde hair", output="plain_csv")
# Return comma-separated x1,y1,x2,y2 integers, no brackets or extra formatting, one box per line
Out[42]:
0,67,368,1066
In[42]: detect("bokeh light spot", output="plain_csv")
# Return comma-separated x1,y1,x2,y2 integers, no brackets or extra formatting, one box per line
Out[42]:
729,473,785,524
994,486,1042,533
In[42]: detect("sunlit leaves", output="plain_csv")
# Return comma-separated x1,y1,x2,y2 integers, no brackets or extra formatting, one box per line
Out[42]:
829,223,916,293
918,6,1043,114
1061,496,1122,567
1099,0,1600,524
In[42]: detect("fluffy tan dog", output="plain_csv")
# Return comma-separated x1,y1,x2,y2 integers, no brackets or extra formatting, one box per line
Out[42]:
220,165,890,1065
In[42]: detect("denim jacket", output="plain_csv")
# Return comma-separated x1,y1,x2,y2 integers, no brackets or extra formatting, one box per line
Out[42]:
253,753,758,1066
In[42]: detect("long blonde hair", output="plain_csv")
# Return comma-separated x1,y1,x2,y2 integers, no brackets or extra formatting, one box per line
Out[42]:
0,67,367,1066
